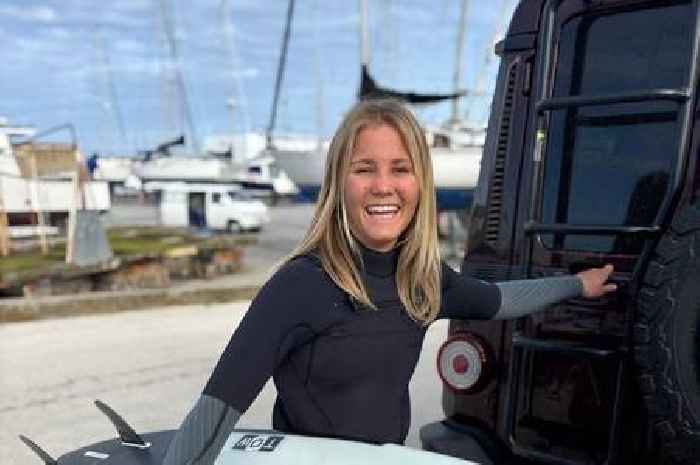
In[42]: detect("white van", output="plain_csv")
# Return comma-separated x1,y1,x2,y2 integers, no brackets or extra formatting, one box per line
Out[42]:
157,183,269,232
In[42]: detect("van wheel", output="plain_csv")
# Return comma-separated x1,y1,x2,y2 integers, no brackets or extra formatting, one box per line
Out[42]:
634,205,700,464
227,221,242,234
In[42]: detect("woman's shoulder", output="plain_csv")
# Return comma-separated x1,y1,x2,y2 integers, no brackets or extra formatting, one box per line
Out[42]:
279,252,324,274
250,253,340,321
263,253,327,291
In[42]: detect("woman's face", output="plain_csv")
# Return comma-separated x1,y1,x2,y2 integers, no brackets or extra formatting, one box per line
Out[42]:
343,123,419,252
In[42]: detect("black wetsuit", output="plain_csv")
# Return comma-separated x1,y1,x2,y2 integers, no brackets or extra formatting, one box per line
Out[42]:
163,246,582,465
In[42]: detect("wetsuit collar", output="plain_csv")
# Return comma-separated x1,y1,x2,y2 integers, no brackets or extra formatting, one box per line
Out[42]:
358,243,398,278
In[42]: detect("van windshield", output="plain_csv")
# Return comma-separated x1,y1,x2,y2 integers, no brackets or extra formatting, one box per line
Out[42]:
228,191,254,201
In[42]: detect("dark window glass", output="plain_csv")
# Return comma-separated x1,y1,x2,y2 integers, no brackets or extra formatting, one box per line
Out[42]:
229,191,253,201
542,101,678,252
248,166,262,175
212,192,221,204
541,2,695,253
554,2,695,98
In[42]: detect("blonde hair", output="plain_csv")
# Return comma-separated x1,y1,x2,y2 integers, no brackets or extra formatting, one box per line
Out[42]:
289,99,441,324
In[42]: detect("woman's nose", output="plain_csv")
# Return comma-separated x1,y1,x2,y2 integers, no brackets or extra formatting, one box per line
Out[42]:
370,171,394,194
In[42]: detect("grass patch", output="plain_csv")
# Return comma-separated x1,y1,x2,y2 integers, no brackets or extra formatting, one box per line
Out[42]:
0,227,254,280
107,233,185,256
0,246,65,274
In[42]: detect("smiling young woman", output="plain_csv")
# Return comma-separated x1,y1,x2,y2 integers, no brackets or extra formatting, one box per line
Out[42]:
162,99,616,465
292,98,442,322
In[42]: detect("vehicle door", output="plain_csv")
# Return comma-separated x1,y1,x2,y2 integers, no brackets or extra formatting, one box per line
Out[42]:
507,1,698,463
206,191,227,229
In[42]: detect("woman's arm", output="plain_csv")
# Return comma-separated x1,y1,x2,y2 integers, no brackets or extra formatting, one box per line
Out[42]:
491,275,582,320
439,263,615,320
162,257,321,465
162,395,240,465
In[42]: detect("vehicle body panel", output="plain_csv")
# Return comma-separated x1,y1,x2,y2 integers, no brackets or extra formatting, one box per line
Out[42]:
426,1,700,464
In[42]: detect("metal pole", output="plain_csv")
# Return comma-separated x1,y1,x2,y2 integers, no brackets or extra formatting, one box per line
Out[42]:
267,0,296,149
359,0,370,67
220,0,251,161
313,0,326,144
66,170,79,265
451,0,469,125
30,154,49,254
0,176,10,256
95,27,129,154
159,0,200,154
464,0,510,124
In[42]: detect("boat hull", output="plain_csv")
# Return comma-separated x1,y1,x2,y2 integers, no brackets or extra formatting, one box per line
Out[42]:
274,145,482,211
0,175,110,212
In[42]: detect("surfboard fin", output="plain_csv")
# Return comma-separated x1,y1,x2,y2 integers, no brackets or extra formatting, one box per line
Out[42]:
18,435,58,465
94,399,150,448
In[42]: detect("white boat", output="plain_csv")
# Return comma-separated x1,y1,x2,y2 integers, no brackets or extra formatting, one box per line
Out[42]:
129,154,297,198
0,118,111,235
92,156,145,185
235,153,298,198
0,175,110,213
270,128,483,209
265,138,327,201
92,139,298,200
133,156,230,182
426,124,485,210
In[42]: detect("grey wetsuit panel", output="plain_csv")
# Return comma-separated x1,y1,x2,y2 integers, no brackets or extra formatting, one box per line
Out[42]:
492,276,583,320
162,394,241,465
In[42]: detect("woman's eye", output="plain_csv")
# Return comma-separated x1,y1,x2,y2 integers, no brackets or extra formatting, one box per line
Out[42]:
394,166,412,174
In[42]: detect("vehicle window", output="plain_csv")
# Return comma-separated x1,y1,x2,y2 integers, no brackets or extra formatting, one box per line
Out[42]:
228,191,253,201
541,2,695,254
554,1,694,98
248,166,262,175
212,192,221,204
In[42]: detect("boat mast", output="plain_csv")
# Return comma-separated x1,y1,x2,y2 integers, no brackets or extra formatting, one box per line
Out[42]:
450,0,469,126
220,0,251,163
93,26,129,155
313,0,326,148
266,0,296,149
464,0,511,125
158,0,200,154
359,0,370,68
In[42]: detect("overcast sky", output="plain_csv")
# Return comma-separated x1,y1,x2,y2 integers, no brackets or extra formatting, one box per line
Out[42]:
0,0,517,157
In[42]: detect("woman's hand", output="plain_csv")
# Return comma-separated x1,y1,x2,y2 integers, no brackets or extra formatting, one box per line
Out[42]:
576,264,617,298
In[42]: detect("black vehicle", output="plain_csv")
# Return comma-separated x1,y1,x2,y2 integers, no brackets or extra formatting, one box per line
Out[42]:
421,1,700,464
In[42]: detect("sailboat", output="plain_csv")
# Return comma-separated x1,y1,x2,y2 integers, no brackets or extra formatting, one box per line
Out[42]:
98,0,298,202
270,0,486,211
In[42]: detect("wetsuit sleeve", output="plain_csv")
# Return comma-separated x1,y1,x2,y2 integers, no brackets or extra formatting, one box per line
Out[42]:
161,395,239,465
491,275,582,320
162,257,321,465
439,263,584,320
439,263,502,319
